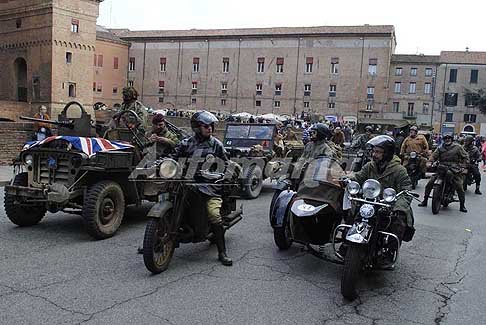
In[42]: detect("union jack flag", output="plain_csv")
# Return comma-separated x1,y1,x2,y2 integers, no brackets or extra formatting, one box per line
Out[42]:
23,136,134,157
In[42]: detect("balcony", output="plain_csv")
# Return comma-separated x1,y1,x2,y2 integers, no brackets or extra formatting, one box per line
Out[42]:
403,112,417,119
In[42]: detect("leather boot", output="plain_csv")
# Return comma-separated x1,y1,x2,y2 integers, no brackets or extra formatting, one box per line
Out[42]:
213,224,232,266
460,204,468,213
475,186,482,195
418,196,428,207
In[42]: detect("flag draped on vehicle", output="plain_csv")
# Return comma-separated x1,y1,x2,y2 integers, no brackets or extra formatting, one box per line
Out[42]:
23,136,133,157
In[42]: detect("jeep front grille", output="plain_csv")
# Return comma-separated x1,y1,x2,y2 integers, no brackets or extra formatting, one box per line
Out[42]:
36,154,71,185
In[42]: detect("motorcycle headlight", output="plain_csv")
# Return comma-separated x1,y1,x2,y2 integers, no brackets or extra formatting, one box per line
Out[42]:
359,204,375,219
410,152,417,159
362,179,381,199
158,159,178,179
346,181,361,195
24,154,33,166
383,188,397,203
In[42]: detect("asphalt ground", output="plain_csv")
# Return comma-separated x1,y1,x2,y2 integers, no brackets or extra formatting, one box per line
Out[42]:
0,176,485,324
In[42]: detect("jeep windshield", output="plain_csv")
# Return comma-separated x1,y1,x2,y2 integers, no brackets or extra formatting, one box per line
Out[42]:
224,124,275,149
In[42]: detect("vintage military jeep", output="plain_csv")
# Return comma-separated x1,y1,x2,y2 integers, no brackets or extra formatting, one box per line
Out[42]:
4,101,157,239
223,123,285,199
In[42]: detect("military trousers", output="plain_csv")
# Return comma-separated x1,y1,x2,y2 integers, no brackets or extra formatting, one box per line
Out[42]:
207,197,223,225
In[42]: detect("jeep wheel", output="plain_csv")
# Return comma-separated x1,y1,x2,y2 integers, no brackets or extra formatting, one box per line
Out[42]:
4,172,46,226
83,181,125,239
243,165,263,199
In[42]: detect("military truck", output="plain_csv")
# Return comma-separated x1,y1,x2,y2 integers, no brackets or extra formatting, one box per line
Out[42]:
223,123,303,199
4,101,158,239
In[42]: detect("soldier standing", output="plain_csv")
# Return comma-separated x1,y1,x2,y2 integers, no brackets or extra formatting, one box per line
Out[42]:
464,135,482,195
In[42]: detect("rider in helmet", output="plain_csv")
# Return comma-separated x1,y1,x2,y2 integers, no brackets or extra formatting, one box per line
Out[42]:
350,135,415,243
112,86,148,131
351,125,374,150
419,132,469,212
400,125,429,176
301,123,335,159
463,135,482,195
172,111,233,266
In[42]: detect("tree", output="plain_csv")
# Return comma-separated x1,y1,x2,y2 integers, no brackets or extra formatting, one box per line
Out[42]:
464,88,486,114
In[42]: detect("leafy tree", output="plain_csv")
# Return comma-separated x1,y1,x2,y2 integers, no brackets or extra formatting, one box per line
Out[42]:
464,89,486,114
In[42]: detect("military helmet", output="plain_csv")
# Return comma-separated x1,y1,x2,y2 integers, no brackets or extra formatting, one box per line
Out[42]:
465,135,475,144
310,123,332,140
410,125,418,132
122,86,139,100
367,135,396,162
442,132,454,140
365,125,373,132
191,111,218,133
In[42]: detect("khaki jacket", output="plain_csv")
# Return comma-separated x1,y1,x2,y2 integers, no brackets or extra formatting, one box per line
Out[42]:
400,135,429,155
352,156,413,227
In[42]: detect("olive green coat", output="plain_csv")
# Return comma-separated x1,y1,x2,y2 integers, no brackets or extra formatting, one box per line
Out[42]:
119,100,148,129
352,155,414,227
431,143,468,173
302,140,336,160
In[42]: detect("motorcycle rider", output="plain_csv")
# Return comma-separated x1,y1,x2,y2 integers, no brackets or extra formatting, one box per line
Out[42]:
171,111,233,266
301,123,338,160
351,125,374,150
418,133,469,212
350,135,414,243
464,135,482,195
400,125,429,177
147,113,180,158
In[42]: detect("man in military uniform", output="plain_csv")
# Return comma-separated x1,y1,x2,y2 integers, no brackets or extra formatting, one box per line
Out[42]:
172,111,233,266
400,125,429,176
351,125,373,150
301,123,335,160
113,86,148,131
351,135,414,243
464,135,482,195
147,113,180,158
419,133,469,212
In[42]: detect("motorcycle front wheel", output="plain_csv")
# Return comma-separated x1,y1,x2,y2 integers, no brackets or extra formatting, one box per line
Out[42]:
432,184,442,215
143,215,175,274
341,246,363,301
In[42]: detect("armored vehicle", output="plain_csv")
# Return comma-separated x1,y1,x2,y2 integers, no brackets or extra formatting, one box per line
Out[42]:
5,101,157,239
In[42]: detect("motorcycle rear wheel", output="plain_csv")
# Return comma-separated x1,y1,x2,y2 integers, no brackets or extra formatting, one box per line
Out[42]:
143,216,175,274
432,185,441,215
341,246,363,301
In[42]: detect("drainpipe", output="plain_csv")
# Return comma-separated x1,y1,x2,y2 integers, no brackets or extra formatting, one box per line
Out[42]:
235,38,242,113
141,42,146,102
439,64,448,133
204,39,210,106
292,37,301,116
175,40,181,108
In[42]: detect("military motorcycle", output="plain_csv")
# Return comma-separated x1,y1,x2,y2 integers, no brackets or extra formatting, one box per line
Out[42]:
431,163,463,215
351,149,370,172
269,157,346,253
334,179,419,300
404,151,422,189
463,163,477,191
141,158,243,274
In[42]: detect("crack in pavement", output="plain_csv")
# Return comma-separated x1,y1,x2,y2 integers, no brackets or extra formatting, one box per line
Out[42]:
433,232,472,324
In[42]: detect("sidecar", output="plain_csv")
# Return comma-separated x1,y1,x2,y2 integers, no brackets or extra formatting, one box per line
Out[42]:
269,157,345,250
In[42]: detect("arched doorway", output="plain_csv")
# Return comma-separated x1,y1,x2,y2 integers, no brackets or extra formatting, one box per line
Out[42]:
14,57,27,102
463,124,475,133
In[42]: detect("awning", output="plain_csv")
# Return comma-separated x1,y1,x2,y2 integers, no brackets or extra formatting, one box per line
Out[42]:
359,118,410,128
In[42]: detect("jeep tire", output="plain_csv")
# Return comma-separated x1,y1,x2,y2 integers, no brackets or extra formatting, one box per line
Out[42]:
83,180,125,240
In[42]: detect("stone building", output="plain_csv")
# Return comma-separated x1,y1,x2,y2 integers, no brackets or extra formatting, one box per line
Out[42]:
93,25,129,109
0,0,103,119
433,51,486,135
113,25,397,123
385,54,440,127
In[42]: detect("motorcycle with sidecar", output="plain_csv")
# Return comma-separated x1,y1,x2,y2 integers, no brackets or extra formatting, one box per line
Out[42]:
335,179,419,300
